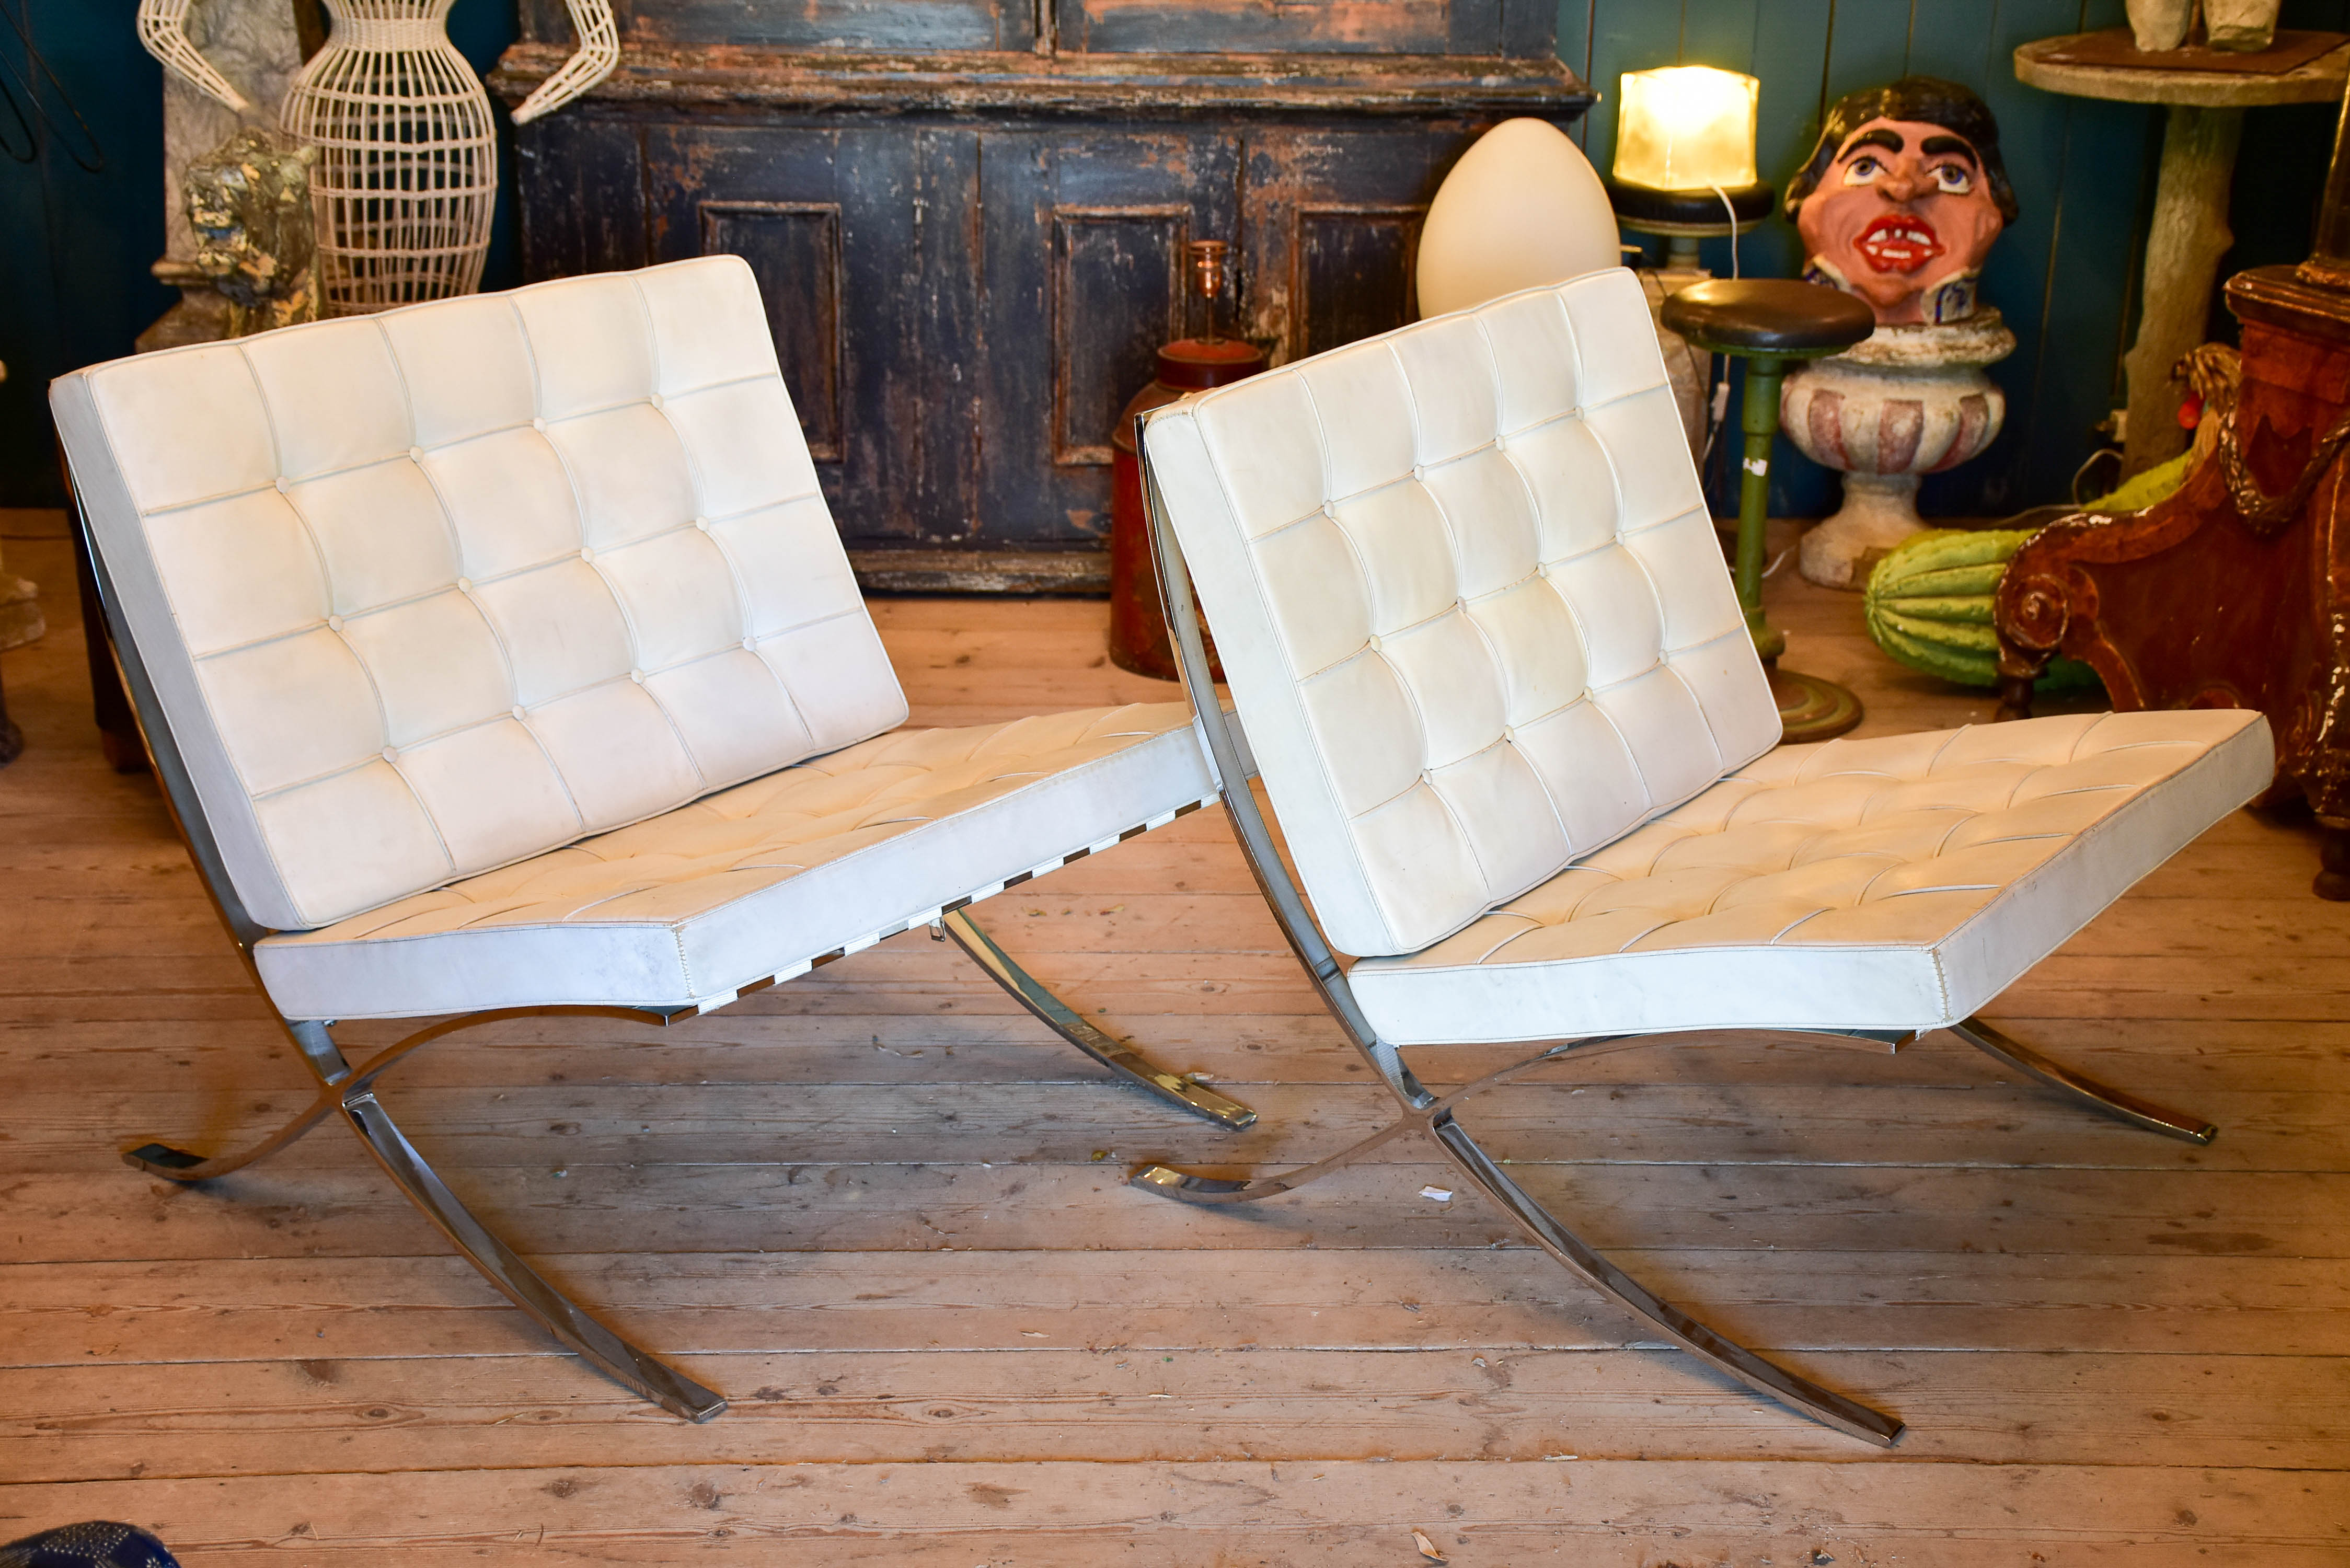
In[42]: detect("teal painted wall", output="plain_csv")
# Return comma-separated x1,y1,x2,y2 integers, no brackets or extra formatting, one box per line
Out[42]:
0,3,172,508
1561,0,2347,519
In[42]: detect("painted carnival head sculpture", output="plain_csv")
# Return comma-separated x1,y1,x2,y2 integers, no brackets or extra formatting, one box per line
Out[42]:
1785,76,2017,327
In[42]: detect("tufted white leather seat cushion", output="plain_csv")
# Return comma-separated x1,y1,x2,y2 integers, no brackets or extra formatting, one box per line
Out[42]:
255,702,1214,1020
1347,709,2272,1043
54,257,908,934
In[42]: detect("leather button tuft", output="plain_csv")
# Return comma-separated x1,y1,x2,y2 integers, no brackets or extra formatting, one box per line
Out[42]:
648,394,665,410
273,477,290,494
1367,633,1384,652
455,578,473,593
381,747,398,763
408,446,425,462
741,638,757,652
532,417,548,433
578,547,595,563
326,615,344,632
629,668,646,684
693,516,710,532
511,706,526,721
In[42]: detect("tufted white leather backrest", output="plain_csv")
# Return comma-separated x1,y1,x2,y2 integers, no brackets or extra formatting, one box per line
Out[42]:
1142,269,1780,958
52,257,907,933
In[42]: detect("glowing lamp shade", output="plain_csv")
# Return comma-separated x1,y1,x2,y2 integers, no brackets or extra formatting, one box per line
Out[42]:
1612,66,1760,191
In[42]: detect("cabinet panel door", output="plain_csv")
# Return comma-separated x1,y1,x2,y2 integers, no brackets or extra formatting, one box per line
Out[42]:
516,116,649,284
977,129,1242,548
643,124,983,548
1235,125,1472,363
700,203,845,462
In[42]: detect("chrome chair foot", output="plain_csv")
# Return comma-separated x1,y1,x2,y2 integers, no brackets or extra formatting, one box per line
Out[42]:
1949,1016,2218,1145
1131,1115,1416,1204
1430,1111,1905,1448
1127,1035,1655,1206
123,1100,334,1182
131,1012,725,1417
119,1007,624,1184
341,1086,727,1421
1131,1067,1906,1447
940,907,1258,1130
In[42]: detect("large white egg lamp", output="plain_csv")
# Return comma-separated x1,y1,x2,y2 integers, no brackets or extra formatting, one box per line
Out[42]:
1415,117,1621,319
1607,65,1772,270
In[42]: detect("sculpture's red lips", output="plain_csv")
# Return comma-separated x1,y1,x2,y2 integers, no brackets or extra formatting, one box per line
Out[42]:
1857,213,1943,274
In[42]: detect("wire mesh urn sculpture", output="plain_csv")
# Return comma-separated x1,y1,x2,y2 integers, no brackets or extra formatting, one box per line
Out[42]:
142,0,619,316
279,0,498,311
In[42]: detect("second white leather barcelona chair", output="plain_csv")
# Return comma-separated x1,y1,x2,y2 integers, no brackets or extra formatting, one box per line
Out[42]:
1134,268,2275,1445
51,256,1252,1421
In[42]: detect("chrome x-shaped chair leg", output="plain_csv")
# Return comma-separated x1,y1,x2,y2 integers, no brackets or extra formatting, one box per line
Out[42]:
343,1075,731,1420
1948,1016,2217,1144
1135,1031,1913,1447
939,909,1255,1129
122,912,1251,1417
1132,1016,2218,1449
129,1012,730,1419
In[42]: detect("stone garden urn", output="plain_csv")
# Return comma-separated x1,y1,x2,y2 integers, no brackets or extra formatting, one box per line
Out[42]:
1780,307,2015,589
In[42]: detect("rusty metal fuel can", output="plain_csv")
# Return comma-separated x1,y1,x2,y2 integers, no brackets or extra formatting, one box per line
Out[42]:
1108,336,1267,680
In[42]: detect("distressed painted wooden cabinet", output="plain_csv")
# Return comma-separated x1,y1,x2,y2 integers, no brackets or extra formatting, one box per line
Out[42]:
493,1,1589,587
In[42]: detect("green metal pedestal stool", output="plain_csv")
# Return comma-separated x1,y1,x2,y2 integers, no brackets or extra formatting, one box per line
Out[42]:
1662,278,1874,743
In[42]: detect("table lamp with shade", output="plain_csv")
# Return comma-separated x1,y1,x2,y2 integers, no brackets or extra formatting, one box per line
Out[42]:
1606,66,1774,270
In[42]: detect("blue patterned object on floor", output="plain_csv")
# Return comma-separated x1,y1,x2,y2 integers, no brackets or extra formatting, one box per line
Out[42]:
0,1523,180,1568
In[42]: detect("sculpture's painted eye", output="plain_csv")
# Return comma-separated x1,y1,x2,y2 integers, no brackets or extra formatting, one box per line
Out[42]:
1932,162,1975,195
1841,155,1884,186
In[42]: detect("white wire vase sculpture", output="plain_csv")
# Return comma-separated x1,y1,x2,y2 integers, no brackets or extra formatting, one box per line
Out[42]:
144,0,620,316
279,0,499,312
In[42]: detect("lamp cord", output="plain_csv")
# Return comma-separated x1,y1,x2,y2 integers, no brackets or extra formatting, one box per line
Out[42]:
1696,185,1741,488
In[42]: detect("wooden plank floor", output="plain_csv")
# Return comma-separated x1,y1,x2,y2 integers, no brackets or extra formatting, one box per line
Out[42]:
5,507,2348,1564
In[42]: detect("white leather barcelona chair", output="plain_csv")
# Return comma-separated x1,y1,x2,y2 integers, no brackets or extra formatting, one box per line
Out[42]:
1134,268,2276,1446
51,256,1254,1421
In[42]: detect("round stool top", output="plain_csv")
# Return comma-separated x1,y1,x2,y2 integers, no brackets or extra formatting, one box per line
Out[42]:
1661,279,1876,358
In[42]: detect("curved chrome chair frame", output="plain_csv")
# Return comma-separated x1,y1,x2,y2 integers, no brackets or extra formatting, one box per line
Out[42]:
1136,451,2218,1449
80,495,1254,1422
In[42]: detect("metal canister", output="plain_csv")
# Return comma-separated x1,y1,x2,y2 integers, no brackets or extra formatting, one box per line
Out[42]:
1107,336,1268,680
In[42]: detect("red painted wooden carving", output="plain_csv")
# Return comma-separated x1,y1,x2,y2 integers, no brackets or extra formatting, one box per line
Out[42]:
1994,264,2350,895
